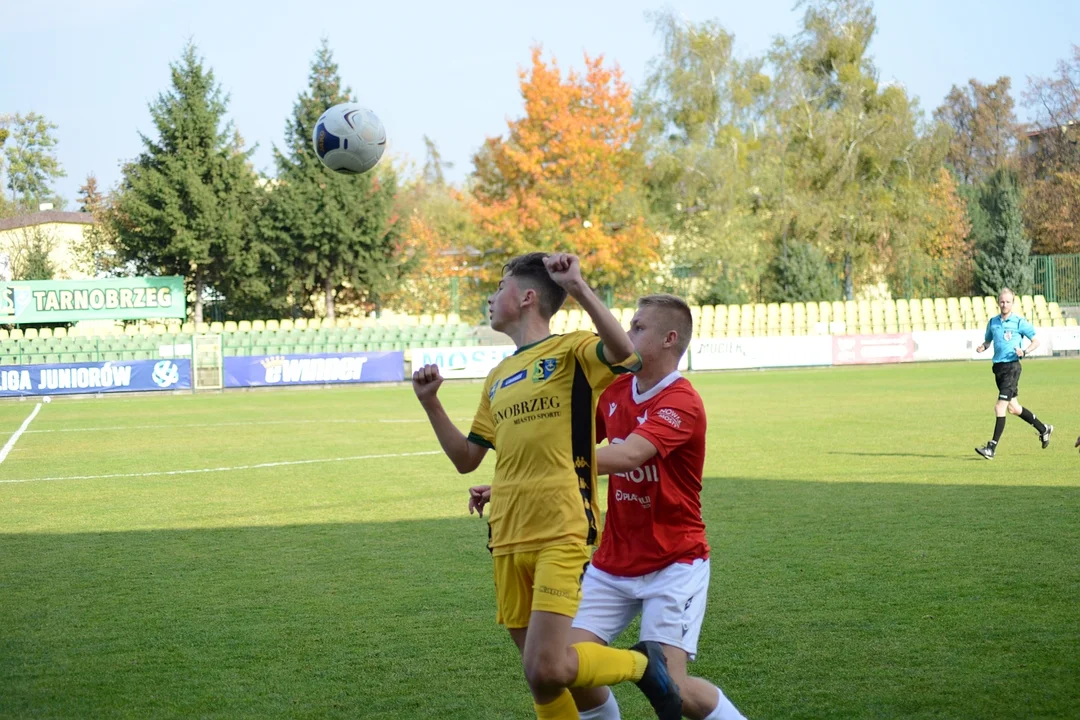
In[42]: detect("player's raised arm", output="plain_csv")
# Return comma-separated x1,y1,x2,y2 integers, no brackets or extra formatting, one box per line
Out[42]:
544,253,636,365
412,363,487,474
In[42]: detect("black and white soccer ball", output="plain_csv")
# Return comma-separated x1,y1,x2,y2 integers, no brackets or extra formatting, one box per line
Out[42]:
312,103,386,174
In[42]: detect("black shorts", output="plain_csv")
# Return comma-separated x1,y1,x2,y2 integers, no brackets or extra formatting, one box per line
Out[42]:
992,361,1021,400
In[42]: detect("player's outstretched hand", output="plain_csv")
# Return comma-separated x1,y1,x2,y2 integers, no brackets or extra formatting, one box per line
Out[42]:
412,363,444,403
469,485,492,517
543,253,584,290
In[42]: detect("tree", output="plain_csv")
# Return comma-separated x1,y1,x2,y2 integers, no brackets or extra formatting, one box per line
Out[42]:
470,46,658,299
261,40,402,319
110,42,266,322
72,174,123,277
1021,45,1080,254
974,169,1033,295
0,116,14,218
3,112,66,211
383,138,485,318
636,10,775,301
763,240,839,302
922,167,973,260
934,77,1019,184
770,0,943,299
8,226,57,280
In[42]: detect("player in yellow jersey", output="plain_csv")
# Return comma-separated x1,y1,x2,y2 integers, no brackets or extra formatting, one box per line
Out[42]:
413,252,684,720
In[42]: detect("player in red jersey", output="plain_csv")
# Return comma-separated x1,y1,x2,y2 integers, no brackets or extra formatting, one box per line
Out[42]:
471,294,744,720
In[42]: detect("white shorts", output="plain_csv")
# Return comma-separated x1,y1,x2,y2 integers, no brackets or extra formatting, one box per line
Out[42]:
571,558,710,660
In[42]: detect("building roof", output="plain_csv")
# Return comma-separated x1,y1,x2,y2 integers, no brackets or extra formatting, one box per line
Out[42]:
0,211,96,232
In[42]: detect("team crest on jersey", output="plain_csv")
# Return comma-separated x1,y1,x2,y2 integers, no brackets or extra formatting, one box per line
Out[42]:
1004,331,1012,341
532,358,558,383
501,369,527,388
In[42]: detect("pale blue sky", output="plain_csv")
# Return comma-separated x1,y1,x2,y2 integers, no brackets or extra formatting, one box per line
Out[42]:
2,0,1076,206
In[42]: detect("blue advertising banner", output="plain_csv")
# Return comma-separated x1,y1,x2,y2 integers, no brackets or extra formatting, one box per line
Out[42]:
0,358,191,397
224,352,404,388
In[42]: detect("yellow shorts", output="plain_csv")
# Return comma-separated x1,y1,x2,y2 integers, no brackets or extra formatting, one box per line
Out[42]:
492,543,592,629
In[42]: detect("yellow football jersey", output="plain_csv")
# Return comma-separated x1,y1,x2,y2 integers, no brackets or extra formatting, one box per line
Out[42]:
468,332,641,556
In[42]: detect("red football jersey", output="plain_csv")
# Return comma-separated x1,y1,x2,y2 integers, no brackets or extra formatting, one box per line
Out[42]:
590,371,709,577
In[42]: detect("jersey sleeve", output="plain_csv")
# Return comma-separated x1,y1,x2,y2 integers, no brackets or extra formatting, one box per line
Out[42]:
594,385,614,443
1019,316,1036,339
984,320,993,345
632,390,701,459
467,377,496,450
571,331,642,390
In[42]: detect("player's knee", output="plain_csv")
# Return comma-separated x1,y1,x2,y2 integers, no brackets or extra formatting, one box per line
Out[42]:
1008,403,1022,415
523,652,574,693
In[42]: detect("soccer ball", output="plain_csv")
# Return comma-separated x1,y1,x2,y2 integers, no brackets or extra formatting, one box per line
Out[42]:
312,103,386,174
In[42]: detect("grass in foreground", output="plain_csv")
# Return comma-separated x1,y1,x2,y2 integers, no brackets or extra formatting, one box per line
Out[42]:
1,359,1078,718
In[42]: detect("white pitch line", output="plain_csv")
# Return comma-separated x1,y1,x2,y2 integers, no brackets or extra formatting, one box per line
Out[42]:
20,417,472,435
0,450,443,485
0,403,42,465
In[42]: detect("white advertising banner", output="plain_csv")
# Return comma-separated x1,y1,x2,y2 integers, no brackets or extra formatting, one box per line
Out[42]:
911,330,986,362
413,345,516,379
689,336,833,371
1051,326,1080,352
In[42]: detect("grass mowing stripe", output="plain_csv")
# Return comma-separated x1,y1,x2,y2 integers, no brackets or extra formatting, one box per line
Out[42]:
0,450,443,484
18,417,473,435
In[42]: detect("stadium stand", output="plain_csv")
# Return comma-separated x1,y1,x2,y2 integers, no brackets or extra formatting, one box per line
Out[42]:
1,295,1075,364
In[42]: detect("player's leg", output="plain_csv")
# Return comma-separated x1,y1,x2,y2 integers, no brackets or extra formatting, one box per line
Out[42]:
1007,371,1052,446
660,647,745,720
525,545,681,719
638,559,746,720
569,563,644,719
568,629,620,720
978,366,1010,458
494,551,561,715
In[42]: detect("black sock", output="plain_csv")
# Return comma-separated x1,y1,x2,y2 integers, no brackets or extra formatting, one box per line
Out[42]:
991,417,1006,444
1019,408,1047,434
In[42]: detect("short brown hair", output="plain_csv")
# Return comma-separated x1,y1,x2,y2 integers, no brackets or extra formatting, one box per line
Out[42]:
638,294,693,356
503,252,567,319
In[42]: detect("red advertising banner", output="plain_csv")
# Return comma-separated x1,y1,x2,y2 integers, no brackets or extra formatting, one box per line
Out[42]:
832,333,915,365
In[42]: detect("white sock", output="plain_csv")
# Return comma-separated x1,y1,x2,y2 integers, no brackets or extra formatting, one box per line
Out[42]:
704,684,746,720
578,689,621,720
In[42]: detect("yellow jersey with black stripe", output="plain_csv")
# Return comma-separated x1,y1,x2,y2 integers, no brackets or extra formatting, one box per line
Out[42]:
468,332,641,557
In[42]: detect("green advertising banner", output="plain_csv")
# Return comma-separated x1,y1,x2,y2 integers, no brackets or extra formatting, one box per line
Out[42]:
0,277,186,324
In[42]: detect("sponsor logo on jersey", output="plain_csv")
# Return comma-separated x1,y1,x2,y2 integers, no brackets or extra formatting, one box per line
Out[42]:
656,408,682,428
501,369,527,387
532,357,557,383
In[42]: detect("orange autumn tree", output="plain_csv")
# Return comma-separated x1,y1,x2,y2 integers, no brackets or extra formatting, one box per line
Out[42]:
915,167,974,295
386,180,487,318
470,46,658,298
923,167,973,260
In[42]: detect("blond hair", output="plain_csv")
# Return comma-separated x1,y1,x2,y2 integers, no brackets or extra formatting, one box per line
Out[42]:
637,294,694,356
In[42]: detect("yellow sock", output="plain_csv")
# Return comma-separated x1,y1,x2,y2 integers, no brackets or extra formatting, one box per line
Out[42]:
534,689,578,719
569,642,650,688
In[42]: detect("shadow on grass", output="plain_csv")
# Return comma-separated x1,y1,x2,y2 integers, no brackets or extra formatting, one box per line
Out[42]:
827,451,959,459
1,478,1078,720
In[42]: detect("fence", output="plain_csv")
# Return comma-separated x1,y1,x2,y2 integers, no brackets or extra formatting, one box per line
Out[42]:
1032,255,1080,305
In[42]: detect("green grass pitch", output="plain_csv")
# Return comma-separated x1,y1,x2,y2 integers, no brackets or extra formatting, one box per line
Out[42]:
1,359,1078,718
